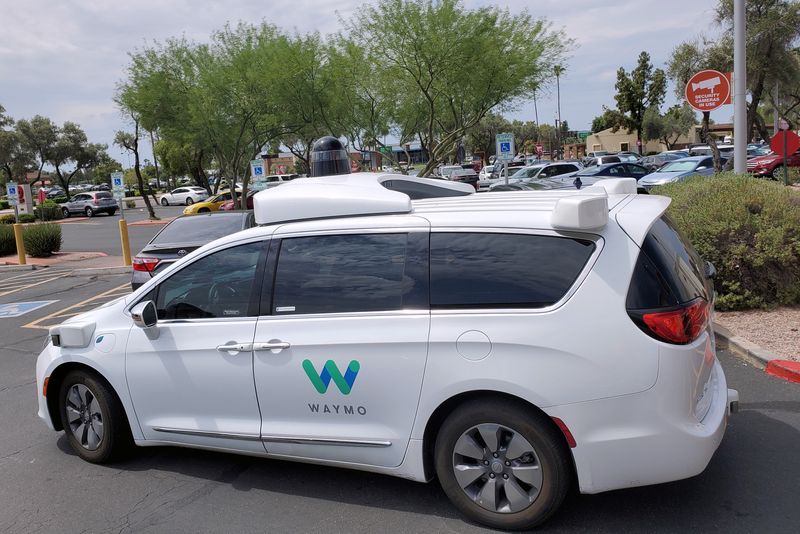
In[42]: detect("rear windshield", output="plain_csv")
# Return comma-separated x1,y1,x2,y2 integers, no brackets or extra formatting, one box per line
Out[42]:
626,215,708,309
153,215,245,245
95,192,113,199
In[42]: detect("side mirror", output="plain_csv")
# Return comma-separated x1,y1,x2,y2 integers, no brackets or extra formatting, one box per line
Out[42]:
131,301,158,329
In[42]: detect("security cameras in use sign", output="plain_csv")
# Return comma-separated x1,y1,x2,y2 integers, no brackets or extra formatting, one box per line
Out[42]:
685,70,733,112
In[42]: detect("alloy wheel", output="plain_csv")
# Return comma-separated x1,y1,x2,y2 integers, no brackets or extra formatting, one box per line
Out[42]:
64,384,104,451
452,423,543,514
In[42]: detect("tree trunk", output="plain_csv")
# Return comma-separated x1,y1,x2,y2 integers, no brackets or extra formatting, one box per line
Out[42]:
701,112,722,173
133,121,157,220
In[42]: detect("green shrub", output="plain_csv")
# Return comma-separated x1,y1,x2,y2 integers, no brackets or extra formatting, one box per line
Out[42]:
654,173,800,310
18,213,36,223
42,199,58,207
0,225,15,256
125,199,136,208
0,214,16,225
34,205,64,221
50,196,67,204
0,200,9,209
22,223,62,257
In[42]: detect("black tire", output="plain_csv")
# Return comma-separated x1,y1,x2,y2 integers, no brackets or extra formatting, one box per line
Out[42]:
62,208,70,218
108,209,117,216
185,197,194,206
84,207,94,218
160,198,169,206
434,398,571,530
58,370,133,463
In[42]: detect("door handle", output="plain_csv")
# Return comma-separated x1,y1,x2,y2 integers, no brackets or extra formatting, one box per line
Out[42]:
253,341,291,352
216,342,253,353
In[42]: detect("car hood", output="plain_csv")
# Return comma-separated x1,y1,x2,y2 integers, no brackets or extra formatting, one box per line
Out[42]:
638,171,691,184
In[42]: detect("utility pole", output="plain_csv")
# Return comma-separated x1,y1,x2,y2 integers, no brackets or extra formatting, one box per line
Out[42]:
533,88,539,128
149,130,161,189
554,66,564,160
733,0,746,173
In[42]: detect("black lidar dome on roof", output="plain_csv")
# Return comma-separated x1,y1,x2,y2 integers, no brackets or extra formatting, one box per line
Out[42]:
310,136,351,177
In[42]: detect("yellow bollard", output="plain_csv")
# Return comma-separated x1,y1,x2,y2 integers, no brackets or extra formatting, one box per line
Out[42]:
119,219,132,266
13,223,26,265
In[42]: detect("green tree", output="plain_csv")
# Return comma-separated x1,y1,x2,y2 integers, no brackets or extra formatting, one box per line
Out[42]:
467,113,510,161
0,105,35,184
115,119,157,220
47,122,108,198
642,104,697,149
15,115,58,186
343,0,569,177
668,0,800,141
591,110,614,133
82,152,122,185
606,51,666,154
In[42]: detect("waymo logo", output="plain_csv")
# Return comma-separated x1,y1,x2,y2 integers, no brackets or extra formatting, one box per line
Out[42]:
302,360,360,395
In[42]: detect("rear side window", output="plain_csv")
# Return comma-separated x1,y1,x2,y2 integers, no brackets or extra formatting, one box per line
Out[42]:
95,192,112,199
430,233,596,309
271,233,427,315
626,215,708,309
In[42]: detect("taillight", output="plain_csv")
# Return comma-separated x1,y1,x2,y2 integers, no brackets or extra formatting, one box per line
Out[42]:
630,298,709,345
132,257,160,272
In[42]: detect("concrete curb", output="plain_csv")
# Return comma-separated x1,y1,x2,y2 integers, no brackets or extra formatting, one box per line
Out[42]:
714,322,800,382
54,266,133,275
713,322,780,369
0,264,40,271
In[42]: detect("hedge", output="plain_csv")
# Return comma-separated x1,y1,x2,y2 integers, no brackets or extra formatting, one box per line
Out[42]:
654,174,800,310
34,205,64,221
0,200,9,209
0,225,15,256
22,223,62,257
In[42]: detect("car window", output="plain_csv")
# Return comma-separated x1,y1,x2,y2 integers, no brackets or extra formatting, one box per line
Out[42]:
626,164,647,177
172,188,185,195
153,242,263,320
71,194,86,201
430,233,596,309
607,165,623,175
700,158,713,168
272,233,423,315
152,215,247,244
96,191,112,199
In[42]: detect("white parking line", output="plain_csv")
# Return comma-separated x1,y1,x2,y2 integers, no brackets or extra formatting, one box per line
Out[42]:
23,283,131,330
0,272,71,298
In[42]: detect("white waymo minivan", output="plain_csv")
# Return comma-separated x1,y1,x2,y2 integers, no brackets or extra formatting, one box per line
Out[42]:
36,174,737,530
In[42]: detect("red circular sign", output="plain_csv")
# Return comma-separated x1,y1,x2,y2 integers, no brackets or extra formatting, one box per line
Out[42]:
770,130,800,157
685,70,730,112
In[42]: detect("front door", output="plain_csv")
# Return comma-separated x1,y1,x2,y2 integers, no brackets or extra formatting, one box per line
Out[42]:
126,240,267,453
254,229,430,467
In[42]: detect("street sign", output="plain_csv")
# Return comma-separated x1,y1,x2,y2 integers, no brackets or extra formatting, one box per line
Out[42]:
770,130,800,157
535,143,543,156
6,182,18,207
250,159,265,179
685,70,732,112
496,133,515,162
0,301,58,318
111,171,125,201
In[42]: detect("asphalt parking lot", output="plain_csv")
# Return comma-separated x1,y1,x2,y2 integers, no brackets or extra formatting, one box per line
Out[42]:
0,270,798,533
58,203,186,257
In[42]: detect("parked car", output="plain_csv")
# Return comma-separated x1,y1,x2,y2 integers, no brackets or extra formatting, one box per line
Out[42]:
583,155,621,167
639,153,683,172
638,156,721,190
436,166,478,190
38,175,737,531
263,174,301,189
488,162,583,191
130,211,255,289
489,160,526,180
182,190,236,215
572,162,649,180
90,184,111,192
60,191,118,218
159,186,209,206
220,191,255,211
46,187,65,199
747,149,800,178
688,144,734,157
477,165,495,191
615,152,641,163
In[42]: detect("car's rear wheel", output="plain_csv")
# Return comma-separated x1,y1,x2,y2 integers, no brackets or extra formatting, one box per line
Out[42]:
62,208,70,218
108,209,117,216
160,198,168,206
435,399,571,530
185,197,194,206
84,207,94,217
58,371,133,463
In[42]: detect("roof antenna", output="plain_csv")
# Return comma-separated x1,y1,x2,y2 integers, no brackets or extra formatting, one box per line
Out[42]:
310,136,351,177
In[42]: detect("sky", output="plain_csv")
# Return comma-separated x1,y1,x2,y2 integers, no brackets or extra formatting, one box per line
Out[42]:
0,0,721,166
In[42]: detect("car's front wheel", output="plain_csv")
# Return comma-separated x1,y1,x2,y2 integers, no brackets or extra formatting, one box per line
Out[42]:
84,207,94,217
58,371,133,463
61,208,70,218
435,398,571,530
160,198,169,206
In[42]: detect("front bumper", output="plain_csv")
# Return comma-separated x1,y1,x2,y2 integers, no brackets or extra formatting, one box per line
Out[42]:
548,358,735,494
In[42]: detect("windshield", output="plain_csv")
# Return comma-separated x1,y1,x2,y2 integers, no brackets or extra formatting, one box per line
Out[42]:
511,167,543,178
658,161,698,172
575,166,605,176
440,166,460,177
153,215,245,245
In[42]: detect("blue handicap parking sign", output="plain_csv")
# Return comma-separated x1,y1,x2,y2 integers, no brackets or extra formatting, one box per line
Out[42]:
500,142,511,153
254,166,263,175
0,301,58,318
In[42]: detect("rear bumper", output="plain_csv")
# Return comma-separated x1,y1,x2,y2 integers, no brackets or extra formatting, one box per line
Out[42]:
548,358,734,494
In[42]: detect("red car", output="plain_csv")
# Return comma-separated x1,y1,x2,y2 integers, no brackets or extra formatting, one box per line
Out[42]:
747,149,800,177
219,192,255,211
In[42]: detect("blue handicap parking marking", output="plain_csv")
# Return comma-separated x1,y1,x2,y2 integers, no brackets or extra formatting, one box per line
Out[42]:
0,301,58,318
500,142,511,152
254,167,264,175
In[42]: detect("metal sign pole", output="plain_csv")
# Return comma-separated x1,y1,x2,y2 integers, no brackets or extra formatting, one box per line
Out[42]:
783,131,789,186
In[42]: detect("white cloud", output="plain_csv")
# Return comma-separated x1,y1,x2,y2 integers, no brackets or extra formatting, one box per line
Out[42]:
0,0,723,164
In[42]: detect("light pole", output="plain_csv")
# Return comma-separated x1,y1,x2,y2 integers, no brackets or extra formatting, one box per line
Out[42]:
733,0,746,172
554,66,564,160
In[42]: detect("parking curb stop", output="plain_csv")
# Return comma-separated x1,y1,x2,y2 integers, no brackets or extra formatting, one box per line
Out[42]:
765,360,800,383
714,322,798,382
